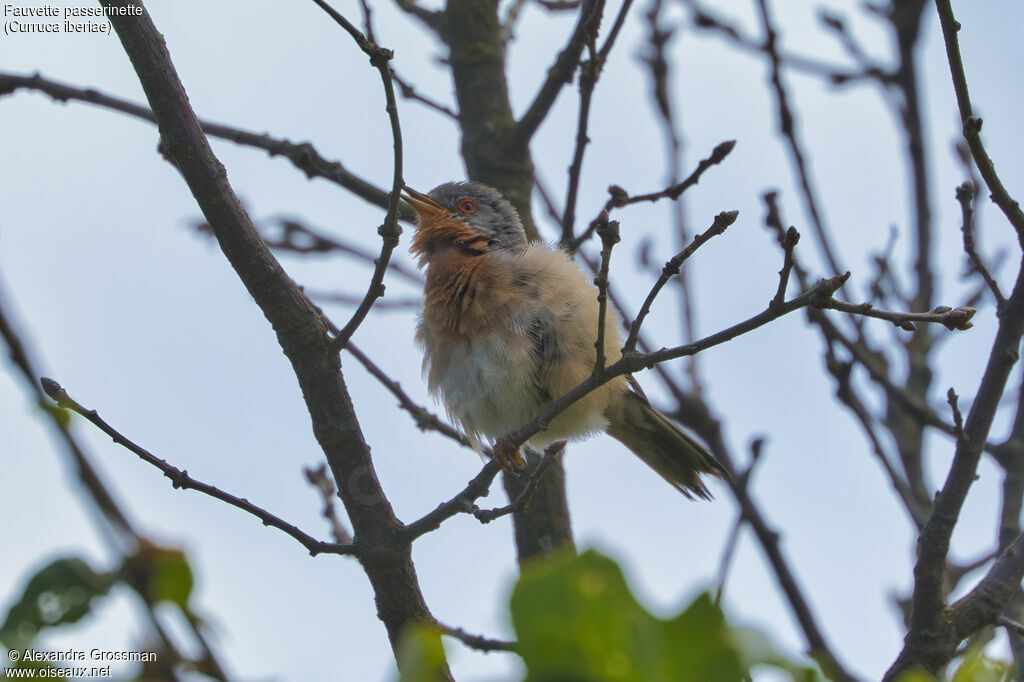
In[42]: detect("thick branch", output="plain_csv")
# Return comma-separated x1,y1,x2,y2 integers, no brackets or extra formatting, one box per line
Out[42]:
99,1,444,670
886,269,1024,678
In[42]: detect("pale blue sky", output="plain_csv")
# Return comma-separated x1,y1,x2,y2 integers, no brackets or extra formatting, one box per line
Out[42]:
2,1,1023,680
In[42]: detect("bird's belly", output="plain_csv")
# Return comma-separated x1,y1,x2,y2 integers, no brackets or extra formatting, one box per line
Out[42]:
428,332,544,440
424,329,615,448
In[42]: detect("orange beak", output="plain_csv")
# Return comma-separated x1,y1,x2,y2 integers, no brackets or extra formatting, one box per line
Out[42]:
401,185,447,221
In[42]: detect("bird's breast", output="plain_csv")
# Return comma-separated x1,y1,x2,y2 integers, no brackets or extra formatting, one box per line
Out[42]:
417,245,628,445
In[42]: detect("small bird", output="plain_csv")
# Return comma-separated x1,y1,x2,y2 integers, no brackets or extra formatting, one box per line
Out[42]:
402,181,727,499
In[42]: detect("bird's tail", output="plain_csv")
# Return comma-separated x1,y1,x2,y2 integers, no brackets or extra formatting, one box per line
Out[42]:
605,388,728,500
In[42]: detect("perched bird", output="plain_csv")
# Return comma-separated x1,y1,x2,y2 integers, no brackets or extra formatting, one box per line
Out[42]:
402,181,727,499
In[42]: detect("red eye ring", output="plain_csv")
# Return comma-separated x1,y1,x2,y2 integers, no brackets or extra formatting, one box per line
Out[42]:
457,198,479,215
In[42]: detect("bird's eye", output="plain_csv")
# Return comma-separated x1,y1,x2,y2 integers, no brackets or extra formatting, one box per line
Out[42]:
457,198,479,215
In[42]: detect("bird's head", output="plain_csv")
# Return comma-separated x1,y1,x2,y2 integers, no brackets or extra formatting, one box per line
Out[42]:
403,181,527,266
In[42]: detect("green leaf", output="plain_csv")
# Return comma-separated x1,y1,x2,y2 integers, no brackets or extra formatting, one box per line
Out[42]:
509,549,825,682
510,549,744,682
0,556,116,650
126,540,194,609
396,623,448,682
950,646,1013,682
148,548,194,609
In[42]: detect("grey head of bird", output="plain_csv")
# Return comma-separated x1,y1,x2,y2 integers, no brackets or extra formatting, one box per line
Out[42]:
403,181,529,257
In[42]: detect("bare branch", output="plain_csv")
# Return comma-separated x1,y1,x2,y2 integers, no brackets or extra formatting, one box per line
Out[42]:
680,0,889,85
754,0,846,287
571,140,736,249
935,0,1024,243
593,213,619,372
435,622,518,653
818,300,976,332
98,2,446,667
560,48,599,247
827,352,928,529
714,440,764,605
770,226,800,309
951,532,1024,643
393,71,458,119
511,0,605,146
504,271,850,454
614,140,737,207
402,461,502,541
304,463,354,544
473,442,566,523
41,378,357,557
308,291,421,311
346,342,470,449
623,210,738,353
0,72,413,222
393,0,444,34
957,181,1006,307
947,388,967,445
253,218,423,285
309,0,405,351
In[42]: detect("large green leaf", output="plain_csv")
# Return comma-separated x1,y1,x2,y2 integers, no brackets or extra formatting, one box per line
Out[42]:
510,549,752,682
0,556,116,650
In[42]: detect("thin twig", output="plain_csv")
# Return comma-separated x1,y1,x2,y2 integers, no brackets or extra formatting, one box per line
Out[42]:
473,442,566,523
1000,616,1024,638
511,0,605,147
615,140,737,207
402,461,502,541
346,342,470,448
623,210,738,352
304,463,355,544
560,49,600,247
593,213,619,372
819,300,976,332
680,0,889,85
947,388,967,445
934,0,1024,243
392,72,458,119
714,439,765,606
308,291,421,311
310,0,405,351
393,0,444,33
504,272,850,453
770,226,800,309
571,140,735,249
252,218,423,285
755,0,847,295
435,622,518,653
40,378,357,557
957,181,1005,307
827,351,928,529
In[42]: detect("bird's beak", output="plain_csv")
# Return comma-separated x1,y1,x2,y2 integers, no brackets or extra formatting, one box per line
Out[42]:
401,185,447,221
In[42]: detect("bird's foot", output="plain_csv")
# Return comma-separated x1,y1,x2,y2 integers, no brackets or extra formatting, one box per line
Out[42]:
492,437,526,474
544,440,568,457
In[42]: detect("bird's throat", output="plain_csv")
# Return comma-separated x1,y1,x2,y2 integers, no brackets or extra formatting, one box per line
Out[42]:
421,249,497,335
410,216,490,268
